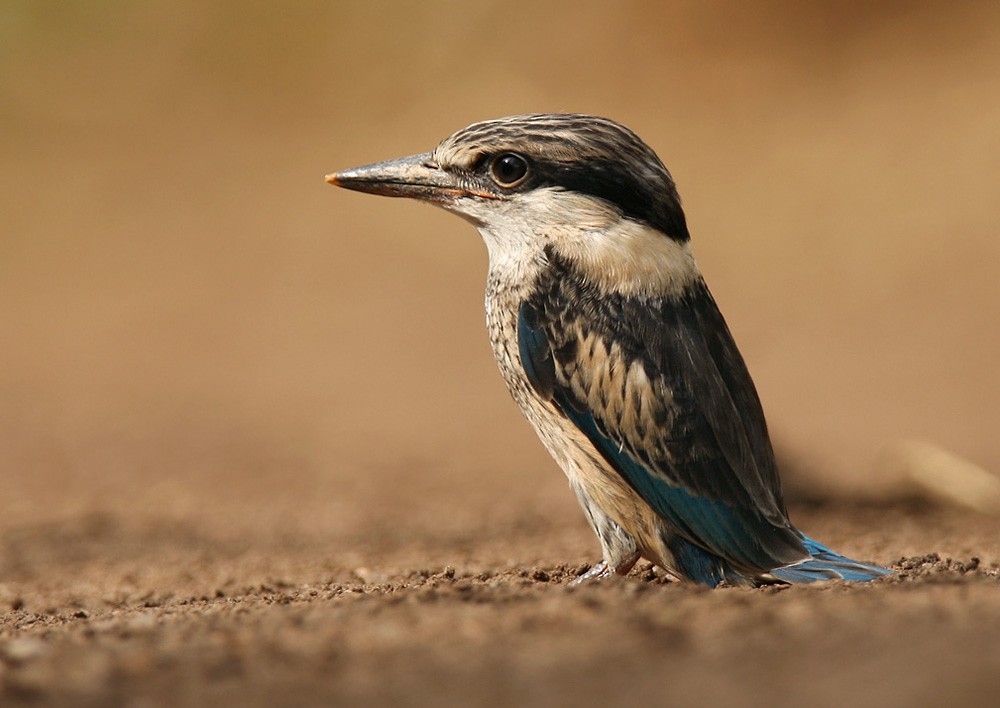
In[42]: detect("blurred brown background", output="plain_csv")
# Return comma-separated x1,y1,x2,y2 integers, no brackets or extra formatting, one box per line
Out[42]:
2,0,999,537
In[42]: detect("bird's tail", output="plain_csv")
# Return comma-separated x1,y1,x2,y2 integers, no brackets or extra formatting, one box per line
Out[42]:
768,533,893,583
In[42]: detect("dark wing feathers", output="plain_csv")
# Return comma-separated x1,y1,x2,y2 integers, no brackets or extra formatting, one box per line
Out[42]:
518,258,807,572
662,290,785,520
516,301,556,401
689,287,786,513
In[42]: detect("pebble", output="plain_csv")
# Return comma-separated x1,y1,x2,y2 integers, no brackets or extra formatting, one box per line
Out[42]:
0,637,48,663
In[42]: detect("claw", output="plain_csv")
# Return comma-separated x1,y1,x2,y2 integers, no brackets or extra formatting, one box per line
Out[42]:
569,552,641,586
570,560,613,586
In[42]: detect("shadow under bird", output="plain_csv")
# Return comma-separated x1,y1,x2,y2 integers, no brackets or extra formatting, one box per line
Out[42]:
327,114,891,586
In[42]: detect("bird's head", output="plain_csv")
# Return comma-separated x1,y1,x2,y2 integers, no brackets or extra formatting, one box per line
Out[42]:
329,114,699,296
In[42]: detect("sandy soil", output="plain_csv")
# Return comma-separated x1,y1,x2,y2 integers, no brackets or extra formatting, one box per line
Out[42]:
3,2,1000,706
1,501,999,707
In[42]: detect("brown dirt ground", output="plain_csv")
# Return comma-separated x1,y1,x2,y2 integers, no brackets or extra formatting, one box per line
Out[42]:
1,502,999,707
3,2,1000,706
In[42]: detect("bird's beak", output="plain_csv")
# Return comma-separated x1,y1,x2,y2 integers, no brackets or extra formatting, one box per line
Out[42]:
326,152,474,203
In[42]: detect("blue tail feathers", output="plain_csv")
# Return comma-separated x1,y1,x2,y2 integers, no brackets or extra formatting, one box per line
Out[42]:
768,533,893,583
669,531,892,586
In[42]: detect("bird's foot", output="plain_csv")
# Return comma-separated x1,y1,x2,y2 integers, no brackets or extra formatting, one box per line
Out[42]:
570,560,613,585
569,553,640,586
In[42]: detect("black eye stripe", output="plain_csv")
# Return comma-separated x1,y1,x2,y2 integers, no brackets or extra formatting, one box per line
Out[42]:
534,159,689,241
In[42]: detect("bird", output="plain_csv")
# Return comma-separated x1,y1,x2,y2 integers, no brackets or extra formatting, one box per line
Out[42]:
326,113,892,587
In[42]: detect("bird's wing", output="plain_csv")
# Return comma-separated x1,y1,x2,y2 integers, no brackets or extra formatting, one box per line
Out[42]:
518,276,807,572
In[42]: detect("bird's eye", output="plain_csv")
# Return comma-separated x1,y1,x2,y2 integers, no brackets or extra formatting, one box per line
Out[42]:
489,153,530,187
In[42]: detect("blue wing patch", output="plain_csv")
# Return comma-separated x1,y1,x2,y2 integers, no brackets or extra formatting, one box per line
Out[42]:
517,301,556,401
